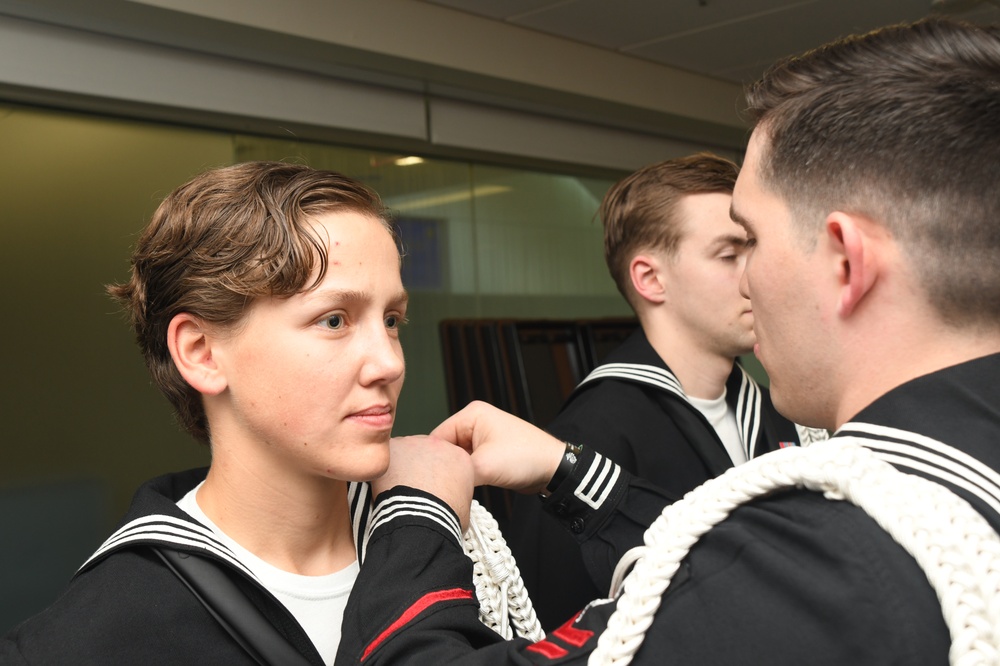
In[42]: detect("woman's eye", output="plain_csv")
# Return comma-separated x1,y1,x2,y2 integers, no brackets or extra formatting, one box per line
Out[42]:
323,314,345,329
385,313,409,330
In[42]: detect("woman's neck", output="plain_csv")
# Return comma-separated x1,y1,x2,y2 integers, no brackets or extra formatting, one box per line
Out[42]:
197,450,357,576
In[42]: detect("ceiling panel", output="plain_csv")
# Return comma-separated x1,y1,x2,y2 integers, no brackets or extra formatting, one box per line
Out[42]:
424,0,560,20
421,0,1000,83
630,0,933,83
505,0,804,51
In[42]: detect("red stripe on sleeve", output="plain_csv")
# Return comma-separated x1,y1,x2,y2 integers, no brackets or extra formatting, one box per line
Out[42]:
362,588,474,661
526,640,569,659
551,615,594,648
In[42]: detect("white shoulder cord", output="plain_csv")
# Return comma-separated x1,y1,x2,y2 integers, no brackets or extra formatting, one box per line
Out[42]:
463,501,546,642
454,424,826,648
591,439,1000,666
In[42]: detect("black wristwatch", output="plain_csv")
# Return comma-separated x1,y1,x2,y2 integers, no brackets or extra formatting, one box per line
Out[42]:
545,442,584,494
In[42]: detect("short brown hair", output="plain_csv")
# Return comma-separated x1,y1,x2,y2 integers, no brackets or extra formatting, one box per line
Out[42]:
601,153,739,308
745,18,1000,328
108,161,394,443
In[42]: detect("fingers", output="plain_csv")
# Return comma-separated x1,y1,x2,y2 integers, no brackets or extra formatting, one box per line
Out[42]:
430,401,492,453
428,402,564,493
432,403,563,492
376,435,475,529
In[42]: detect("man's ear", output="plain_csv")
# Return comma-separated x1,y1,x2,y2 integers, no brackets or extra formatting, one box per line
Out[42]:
825,212,879,318
629,254,667,305
167,313,227,396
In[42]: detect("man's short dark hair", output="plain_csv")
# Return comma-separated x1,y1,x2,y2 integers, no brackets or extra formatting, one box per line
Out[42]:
746,18,1000,329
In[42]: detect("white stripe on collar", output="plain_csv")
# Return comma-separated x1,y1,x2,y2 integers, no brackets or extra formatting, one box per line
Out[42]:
81,514,256,579
583,362,765,458
349,481,373,564
840,421,1000,520
83,481,377,575
580,363,685,398
734,365,762,459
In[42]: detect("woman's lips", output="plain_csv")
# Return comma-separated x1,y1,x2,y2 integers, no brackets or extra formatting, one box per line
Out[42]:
348,405,394,428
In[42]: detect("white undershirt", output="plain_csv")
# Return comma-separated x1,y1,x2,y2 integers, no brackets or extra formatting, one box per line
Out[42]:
177,483,358,665
689,389,748,465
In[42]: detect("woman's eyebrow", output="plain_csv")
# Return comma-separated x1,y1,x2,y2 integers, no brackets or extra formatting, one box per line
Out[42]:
308,288,409,307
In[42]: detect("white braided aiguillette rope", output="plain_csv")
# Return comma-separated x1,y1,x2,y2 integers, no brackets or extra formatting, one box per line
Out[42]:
590,439,1000,666
794,422,830,447
463,500,545,642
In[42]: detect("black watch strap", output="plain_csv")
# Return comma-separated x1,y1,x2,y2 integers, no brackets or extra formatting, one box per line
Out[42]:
546,442,584,493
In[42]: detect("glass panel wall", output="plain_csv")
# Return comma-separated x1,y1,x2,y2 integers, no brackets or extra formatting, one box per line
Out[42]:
0,105,624,616
1,103,764,631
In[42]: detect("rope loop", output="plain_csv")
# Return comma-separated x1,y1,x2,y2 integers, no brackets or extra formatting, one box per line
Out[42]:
464,500,546,642
591,439,1000,666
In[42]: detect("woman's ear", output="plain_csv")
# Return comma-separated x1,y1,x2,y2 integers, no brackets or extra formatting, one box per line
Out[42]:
630,254,667,305
825,212,879,318
167,313,227,396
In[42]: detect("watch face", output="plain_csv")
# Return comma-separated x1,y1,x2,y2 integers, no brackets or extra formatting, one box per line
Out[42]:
547,443,583,493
